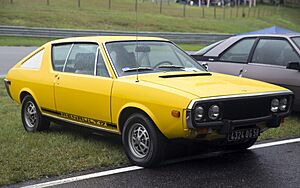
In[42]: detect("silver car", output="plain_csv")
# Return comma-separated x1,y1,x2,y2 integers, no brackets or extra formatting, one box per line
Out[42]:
191,34,300,111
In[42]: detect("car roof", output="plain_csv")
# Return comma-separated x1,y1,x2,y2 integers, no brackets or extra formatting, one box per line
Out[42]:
48,36,169,45
237,33,300,38
204,34,300,57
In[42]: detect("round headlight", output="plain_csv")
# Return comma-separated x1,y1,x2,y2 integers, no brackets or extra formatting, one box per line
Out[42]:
271,98,279,112
194,106,204,121
208,105,220,120
279,98,288,111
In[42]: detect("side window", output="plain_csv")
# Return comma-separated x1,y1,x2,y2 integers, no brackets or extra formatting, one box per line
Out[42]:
21,49,44,69
52,44,72,71
220,38,256,63
96,50,110,77
251,39,300,66
64,43,98,75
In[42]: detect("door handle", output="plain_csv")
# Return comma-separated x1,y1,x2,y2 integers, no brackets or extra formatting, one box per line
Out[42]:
54,74,60,79
238,69,243,77
238,69,247,77
54,74,60,85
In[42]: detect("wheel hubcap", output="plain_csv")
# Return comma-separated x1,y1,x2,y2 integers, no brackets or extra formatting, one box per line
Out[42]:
128,123,150,158
24,101,37,128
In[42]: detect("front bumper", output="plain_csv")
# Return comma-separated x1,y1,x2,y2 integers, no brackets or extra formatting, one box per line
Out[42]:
3,79,13,100
185,90,294,136
186,111,288,135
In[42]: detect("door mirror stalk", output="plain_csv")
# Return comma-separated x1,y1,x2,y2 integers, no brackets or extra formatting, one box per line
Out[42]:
201,62,208,71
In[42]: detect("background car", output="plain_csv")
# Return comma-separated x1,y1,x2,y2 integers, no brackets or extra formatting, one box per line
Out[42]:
191,34,300,111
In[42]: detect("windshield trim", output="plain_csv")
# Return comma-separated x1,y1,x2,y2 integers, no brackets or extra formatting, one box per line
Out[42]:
291,36,300,50
103,40,207,78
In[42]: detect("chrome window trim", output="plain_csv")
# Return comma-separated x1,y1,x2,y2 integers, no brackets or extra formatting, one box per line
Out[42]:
187,90,293,110
103,42,119,78
62,43,74,72
93,47,99,76
97,47,112,78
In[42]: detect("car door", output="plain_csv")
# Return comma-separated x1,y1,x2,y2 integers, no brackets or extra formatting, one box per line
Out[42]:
53,42,115,130
206,38,256,76
243,37,300,110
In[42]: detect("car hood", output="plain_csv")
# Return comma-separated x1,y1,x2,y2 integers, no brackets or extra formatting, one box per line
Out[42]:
136,72,288,99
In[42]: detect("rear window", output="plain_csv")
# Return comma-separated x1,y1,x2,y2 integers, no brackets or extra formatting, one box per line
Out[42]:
194,40,223,56
20,49,44,69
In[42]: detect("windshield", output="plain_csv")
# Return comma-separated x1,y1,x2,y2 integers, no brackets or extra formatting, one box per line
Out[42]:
292,37,300,49
105,41,206,77
194,40,224,56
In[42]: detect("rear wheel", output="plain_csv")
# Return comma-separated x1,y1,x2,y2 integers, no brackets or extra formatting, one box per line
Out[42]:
122,113,166,167
21,95,50,132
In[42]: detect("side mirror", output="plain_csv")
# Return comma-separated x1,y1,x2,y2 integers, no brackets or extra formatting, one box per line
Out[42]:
201,62,208,71
286,62,300,71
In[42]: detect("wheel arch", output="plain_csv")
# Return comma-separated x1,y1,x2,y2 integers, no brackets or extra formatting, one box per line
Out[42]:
19,88,41,110
117,104,161,134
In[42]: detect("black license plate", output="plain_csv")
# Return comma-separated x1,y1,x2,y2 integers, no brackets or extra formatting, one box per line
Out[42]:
228,128,260,141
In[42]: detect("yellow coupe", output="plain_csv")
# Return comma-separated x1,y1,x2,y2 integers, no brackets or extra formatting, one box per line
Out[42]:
4,36,293,167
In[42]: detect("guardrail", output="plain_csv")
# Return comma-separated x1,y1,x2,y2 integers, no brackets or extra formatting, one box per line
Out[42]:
0,25,233,44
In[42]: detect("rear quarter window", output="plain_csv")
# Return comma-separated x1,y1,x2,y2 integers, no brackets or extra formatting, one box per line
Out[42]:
20,49,44,69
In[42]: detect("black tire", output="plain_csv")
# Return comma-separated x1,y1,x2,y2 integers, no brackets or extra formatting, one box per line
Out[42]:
122,113,166,167
21,95,50,132
225,138,257,151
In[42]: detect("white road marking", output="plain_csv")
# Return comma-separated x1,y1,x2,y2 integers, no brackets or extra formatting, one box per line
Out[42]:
22,166,144,188
249,137,300,150
22,137,300,188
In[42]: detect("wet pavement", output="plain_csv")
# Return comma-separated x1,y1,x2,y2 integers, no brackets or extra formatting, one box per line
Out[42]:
53,142,299,188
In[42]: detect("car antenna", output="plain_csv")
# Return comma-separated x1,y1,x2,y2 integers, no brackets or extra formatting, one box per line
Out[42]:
135,1,139,83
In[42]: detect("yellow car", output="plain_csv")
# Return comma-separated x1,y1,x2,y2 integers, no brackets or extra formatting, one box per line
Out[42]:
4,36,293,167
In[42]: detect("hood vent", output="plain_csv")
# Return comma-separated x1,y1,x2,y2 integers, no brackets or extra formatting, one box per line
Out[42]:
159,72,212,78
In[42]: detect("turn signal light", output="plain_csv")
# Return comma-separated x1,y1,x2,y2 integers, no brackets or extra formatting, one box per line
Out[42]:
171,110,180,118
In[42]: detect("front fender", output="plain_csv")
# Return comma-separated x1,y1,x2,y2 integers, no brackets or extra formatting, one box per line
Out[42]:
117,102,161,131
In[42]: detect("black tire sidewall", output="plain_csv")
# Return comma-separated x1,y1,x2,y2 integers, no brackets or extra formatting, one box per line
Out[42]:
122,113,165,167
21,95,41,132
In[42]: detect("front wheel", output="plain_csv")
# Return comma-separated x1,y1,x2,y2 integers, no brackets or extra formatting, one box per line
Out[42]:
21,95,50,132
122,113,166,167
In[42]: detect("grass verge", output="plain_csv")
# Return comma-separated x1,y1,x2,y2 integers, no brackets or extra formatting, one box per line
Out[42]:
0,1,299,33
0,36,204,51
0,82,128,186
0,81,299,185
0,36,52,46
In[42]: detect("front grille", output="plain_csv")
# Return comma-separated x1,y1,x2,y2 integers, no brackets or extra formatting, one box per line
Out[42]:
191,93,292,126
222,97,272,120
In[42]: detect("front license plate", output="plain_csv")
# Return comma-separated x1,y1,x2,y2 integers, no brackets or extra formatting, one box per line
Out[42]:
228,128,260,141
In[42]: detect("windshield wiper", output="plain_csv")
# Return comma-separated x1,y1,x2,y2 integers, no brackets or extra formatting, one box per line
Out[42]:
122,67,154,72
157,65,185,69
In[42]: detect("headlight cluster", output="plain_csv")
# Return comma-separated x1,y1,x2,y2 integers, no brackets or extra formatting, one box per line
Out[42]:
194,104,221,122
271,98,288,112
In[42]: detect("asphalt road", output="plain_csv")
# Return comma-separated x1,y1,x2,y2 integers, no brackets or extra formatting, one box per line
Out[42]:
52,142,300,188
0,46,37,76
